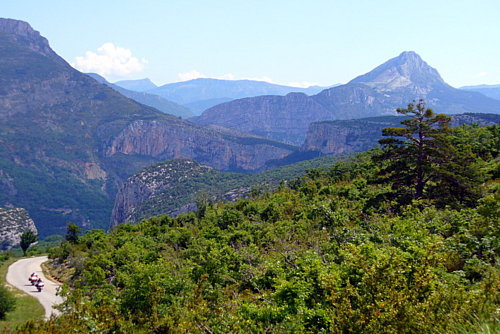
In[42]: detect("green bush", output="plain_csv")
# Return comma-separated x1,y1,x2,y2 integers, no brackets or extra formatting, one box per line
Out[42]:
0,284,16,319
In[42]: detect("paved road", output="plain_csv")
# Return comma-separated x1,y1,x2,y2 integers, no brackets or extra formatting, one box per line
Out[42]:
6,256,64,318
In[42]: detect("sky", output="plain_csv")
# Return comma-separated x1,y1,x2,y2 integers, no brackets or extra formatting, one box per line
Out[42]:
1,0,499,88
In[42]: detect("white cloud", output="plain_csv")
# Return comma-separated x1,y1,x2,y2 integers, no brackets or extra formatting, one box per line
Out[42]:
178,70,236,81
244,76,275,83
71,43,147,79
475,71,488,78
178,70,207,81
286,81,321,88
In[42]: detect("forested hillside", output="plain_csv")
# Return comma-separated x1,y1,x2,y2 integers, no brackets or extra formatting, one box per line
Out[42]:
19,113,499,333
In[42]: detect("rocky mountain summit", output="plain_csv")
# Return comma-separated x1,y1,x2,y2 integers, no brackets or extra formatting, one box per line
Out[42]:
0,207,38,250
349,51,445,93
193,52,500,145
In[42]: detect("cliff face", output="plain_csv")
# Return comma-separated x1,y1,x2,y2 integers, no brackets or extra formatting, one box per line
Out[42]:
302,113,500,155
0,207,38,250
104,119,295,172
192,93,331,145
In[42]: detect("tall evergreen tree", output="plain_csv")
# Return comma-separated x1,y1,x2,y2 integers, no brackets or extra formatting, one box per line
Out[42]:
374,100,482,207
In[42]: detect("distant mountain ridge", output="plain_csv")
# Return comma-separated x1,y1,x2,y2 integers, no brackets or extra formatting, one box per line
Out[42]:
192,51,500,145
87,73,194,118
146,78,328,114
460,84,500,101
114,78,158,92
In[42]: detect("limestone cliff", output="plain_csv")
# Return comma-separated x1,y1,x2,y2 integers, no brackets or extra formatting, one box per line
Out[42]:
0,207,38,250
104,119,295,172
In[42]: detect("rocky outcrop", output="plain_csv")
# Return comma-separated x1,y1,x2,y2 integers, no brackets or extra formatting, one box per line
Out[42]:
0,207,38,250
302,113,500,155
192,52,500,145
111,159,252,226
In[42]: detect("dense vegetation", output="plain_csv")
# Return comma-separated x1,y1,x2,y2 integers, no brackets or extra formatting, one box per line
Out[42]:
16,120,499,333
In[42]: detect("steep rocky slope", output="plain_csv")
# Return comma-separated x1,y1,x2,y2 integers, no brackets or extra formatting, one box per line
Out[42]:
111,155,347,227
301,113,500,155
193,52,500,145
0,207,38,250
0,19,296,236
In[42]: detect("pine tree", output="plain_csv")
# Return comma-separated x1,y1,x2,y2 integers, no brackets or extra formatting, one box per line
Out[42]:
374,100,481,207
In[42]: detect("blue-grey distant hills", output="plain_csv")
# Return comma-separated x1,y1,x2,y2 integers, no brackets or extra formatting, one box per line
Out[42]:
460,84,500,101
192,51,500,145
114,78,158,92
87,73,194,118
146,78,329,115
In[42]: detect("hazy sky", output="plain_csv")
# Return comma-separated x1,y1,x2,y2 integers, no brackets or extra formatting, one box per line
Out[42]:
1,0,499,87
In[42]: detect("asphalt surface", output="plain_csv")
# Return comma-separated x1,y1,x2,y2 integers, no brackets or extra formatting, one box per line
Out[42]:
6,255,64,318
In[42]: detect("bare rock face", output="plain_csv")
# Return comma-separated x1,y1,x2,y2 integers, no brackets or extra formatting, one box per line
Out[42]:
192,93,332,145
0,18,64,63
105,119,296,172
0,207,38,250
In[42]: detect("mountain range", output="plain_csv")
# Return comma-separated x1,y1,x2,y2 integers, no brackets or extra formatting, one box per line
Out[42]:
139,78,328,115
1,17,498,237
192,51,500,145
0,18,297,236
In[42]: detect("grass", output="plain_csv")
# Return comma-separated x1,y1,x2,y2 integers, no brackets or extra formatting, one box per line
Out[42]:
0,257,45,331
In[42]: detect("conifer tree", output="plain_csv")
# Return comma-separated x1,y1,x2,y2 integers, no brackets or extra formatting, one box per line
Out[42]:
375,100,481,207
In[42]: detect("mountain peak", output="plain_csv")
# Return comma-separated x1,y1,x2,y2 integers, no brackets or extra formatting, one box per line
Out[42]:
0,18,63,63
0,18,38,38
349,51,446,92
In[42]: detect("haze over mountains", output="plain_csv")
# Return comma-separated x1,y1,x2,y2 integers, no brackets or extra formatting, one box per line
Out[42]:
86,73,194,118
114,78,158,92
116,78,329,115
460,84,500,101
192,51,500,145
